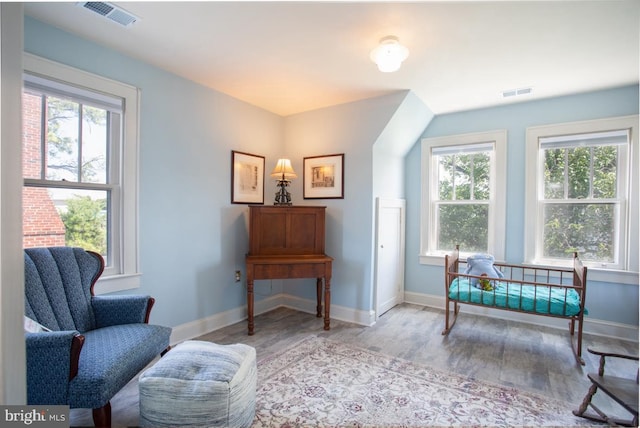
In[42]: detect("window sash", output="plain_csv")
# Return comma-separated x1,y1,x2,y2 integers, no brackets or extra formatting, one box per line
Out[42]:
537,201,623,268
431,143,494,253
23,53,138,291
525,116,637,272
24,91,119,186
22,86,122,274
421,130,507,263
435,150,491,202
434,201,490,253
536,138,627,268
541,144,623,200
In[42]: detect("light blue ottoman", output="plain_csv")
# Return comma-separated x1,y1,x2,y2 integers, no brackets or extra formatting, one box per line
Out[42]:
139,340,257,428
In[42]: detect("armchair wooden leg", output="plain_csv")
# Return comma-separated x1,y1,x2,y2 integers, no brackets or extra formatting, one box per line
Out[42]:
161,345,172,357
573,383,598,418
573,384,638,427
92,402,111,428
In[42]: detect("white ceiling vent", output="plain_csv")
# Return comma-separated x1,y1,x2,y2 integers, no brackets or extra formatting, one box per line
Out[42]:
502,87,533,98
77,2,140,27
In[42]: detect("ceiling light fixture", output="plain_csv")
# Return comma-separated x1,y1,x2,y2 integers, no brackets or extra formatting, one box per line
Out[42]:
370,36,409,73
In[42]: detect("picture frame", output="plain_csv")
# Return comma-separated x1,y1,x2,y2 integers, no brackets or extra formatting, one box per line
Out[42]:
303,153,344,199
231,150,265,204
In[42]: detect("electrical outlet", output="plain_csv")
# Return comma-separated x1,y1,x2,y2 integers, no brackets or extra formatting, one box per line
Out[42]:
235,270,241,282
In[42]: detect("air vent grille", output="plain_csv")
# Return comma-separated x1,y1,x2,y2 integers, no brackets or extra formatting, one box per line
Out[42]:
83,2,113,16
502,87,533,98
77,2,139,27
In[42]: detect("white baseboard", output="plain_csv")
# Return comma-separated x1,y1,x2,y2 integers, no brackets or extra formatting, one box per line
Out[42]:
170,293,375,345
170,290,637,345
404,291,639,343
279,294,376,327
169,304,247,345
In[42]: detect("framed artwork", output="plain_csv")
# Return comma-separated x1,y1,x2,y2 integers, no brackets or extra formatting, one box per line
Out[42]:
231,150,265,204
303,153,344,199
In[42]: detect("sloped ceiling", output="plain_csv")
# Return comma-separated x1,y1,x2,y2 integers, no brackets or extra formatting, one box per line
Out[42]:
23,1,640,117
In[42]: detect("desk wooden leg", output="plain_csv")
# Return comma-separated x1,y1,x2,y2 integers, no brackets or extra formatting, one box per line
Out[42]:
316,278,322,317
324,276,331,330
247,278,255,335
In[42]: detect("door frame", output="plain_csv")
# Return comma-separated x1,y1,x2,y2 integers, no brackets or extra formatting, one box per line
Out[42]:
374,197,406,320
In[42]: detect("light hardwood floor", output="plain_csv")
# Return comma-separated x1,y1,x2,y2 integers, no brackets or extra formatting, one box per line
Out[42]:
70,303,639,427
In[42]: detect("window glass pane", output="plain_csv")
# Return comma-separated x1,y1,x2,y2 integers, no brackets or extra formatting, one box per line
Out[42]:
23,186,66,247
22,91,44,180
437,152,490,201
437,155,453,200
437,204,488,253
46,96,80,182
567,147,590,199
472,153,490,200
542,203,616,263
454,154,472,200
544,148,565,199
23,187,109,258
593,145,618,198
81,106,108,184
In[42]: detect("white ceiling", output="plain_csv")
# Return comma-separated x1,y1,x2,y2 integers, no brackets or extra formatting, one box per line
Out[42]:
24,1,640,117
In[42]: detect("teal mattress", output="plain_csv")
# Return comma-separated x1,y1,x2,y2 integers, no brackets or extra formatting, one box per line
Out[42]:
449,278,585,316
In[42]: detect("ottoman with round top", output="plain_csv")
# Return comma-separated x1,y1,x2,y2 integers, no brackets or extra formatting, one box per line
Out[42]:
138,340,257,427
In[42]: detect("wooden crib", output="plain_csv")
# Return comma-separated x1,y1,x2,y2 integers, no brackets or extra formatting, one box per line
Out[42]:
443,246,588,365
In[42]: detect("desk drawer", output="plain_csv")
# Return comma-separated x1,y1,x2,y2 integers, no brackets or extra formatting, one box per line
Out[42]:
254,263,326,279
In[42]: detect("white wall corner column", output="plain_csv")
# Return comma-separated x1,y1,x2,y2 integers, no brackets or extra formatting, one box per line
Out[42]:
1,2,26,405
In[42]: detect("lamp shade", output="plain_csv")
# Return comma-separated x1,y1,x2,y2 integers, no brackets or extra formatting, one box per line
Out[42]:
270,158,297,180
370,36,409,73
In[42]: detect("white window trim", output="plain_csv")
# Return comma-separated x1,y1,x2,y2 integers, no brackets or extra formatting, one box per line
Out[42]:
525,115,639,284
23,53,141,294
420,130,507,265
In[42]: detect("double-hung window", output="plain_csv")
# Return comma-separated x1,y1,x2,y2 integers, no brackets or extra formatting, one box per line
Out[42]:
525,116,638,272
22,53,141,293
420,130,507,263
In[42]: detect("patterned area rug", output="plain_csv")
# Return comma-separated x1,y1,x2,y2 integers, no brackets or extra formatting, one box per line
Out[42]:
252,336,597,427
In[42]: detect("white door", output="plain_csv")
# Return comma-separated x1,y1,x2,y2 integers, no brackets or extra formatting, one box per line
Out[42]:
375,198,406,318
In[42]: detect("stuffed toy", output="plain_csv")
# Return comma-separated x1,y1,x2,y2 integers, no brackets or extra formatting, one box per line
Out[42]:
464,253,504,290
478,274,493,291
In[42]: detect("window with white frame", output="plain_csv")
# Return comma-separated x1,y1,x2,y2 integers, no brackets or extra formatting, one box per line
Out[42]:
22,53,141,293
525,116,639,272
420,130,507,264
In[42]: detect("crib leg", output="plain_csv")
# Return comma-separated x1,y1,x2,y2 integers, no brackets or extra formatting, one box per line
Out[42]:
576,316,585,365
442,300,459,335
570,316,585,365
442,299,450,335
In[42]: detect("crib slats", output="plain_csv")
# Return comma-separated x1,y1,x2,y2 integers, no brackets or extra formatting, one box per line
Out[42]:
443,249,587,365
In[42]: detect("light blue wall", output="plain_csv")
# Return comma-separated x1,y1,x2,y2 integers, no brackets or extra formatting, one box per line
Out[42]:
404,85,640,326
373,91,435,198
24,17,284,328
283,93,415,312
25,16,636,331
24,17,424,328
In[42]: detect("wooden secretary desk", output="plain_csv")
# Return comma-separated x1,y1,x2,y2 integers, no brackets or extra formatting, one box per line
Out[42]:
245,205,333,335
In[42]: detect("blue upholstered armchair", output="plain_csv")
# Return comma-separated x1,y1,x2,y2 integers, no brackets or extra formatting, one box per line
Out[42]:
24,247,172,427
